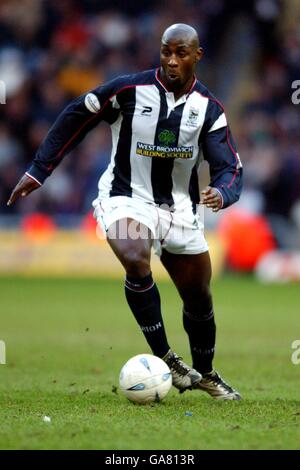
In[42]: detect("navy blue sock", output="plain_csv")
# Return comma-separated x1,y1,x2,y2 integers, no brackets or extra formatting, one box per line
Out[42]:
183,308,216,374
125,273,170,358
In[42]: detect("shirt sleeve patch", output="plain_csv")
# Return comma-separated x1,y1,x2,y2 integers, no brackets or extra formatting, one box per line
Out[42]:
84,93,101,113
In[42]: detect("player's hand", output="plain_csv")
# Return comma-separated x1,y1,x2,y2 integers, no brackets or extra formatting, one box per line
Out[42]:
7,174,41,207
200,186,222,212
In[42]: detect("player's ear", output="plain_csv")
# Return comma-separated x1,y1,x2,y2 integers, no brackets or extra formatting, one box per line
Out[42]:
196,47,203,63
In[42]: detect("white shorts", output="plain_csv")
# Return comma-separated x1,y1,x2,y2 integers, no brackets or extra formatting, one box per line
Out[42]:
92,196,208,257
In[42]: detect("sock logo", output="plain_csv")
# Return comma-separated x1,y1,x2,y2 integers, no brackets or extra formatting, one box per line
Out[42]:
141,322,162,333
192,347,215,355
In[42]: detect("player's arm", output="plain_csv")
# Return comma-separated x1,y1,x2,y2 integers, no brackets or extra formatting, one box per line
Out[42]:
7,79,122,206
200,101,243,212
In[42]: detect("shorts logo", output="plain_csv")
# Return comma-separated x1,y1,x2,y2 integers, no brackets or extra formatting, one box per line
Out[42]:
158,130,176,146
84,93,101,113
192,218,199,230
186,107,199,127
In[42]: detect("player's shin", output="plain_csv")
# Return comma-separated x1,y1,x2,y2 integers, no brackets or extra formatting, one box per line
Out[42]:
125,273,170,358
183,307,216,374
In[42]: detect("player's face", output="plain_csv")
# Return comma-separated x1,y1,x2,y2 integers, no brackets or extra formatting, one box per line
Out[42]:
160,38,202,91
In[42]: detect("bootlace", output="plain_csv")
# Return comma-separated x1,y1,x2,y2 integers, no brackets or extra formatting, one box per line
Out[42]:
209,372,234,392
167,354,190,375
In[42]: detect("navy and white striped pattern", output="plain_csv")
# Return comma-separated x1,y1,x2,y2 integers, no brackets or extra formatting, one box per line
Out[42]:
27,68,242,211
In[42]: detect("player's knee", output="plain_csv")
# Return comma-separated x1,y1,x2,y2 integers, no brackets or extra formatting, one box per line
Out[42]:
122,247,150,277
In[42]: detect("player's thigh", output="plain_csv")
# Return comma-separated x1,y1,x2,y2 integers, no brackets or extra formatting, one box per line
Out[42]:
107,218,153,270
93,197,156,273
160,250,212,301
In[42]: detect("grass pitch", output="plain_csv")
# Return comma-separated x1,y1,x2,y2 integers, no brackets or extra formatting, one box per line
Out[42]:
0,275,299,450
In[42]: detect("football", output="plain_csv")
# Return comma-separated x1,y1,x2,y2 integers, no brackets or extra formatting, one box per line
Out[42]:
119,354,172,404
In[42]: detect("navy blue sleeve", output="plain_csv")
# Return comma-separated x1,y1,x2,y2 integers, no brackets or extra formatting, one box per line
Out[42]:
26,77,124,184
200,99,243,209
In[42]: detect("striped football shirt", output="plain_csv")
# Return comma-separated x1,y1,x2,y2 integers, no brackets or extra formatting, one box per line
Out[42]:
27,68,243,212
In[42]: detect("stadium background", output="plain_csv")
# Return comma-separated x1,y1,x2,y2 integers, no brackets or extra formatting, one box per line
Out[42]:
0,0,299,280
0,0,300,451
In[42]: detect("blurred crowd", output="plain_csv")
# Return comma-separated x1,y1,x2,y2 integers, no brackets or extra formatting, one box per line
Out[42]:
235,0,300,250
0,0,299,248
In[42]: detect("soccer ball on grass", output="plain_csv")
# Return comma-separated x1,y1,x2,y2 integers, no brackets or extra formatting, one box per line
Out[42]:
119,354,172,404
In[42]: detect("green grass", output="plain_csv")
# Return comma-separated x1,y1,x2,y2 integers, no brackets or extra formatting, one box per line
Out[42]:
0,275,299,450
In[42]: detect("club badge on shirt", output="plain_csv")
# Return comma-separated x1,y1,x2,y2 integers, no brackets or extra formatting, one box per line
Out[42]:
186,107,199,127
